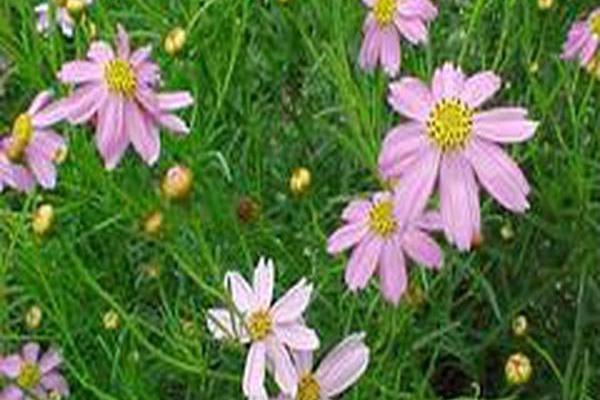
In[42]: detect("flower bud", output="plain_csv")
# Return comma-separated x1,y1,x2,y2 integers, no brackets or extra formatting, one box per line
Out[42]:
505,353,532,385
161,165,193,200
142,210,163,236
512,315,528,337
500,223,514,241
32,204,55,236
164,27,187,56
66,0,85,14
537,0,553,10
53,146,68,164
237,196,259,224
289,167,311,196
103,310,120,330
25,305,43,329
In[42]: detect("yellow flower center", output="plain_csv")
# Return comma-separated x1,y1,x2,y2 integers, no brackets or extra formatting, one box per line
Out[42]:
7,113,33,161
297,373,320,400
53,0,68,7
368,200,396,237
247,310,272,341
589,14,600,36
426,98,474,152
104,60,137,97
373,0,396,27
17,362,41,389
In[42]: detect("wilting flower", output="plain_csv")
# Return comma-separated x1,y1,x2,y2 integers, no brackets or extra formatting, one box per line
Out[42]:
561,8,600,66
279,333,369,400
379,63,537,251
207,258,319,398
359,0,437,76
0,342,69,399
505,353,532,385
35,0,93,38
327,191,442,304
0,91,67,191
56,25,194,169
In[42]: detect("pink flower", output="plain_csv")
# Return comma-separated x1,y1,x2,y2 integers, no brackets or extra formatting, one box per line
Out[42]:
359,0,437,76
35,1,94,38
327,191,443,305
207,258,319,399
56,25,193,169
0,342,70,400
561,8,600,66
378,63,538,251
0,90,67,191
278,333,369,400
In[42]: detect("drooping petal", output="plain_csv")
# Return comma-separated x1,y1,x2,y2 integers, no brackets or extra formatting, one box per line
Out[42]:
315,333,370,398
39,349,62,374
96,95,128,170
439,154,480,251
266,336,298,397
359,17,382,72
31,97,73,128
459,71,501,108
157,114,190,135
398,0,438,20
326,222,369,254
62,84,108,125
465,138,530,212
28,91,54,115
243,342,267,398
87,41,115,63
380,27,401,77
57,61,103,85
378,236,408,304
41,372,70,396
271,279,313,324
378,122,429,179
157,92,194,111
432,63,465,101
30,130,66,160
402,229,443,268
274,323,320,351
125,101,160,165
344,234,383,291
0,355,22,378
291,351,314,375
341,199,371,222
130,46,153,67
580,36,599,65
253,258,274,309
395,15,428,44
0,162,35,193
25,146,57,189
388,78,433,122
473,110,538,143
225,271,256,313
415,211,443,232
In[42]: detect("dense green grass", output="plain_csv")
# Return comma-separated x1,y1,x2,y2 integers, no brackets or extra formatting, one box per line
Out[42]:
1,0,599,398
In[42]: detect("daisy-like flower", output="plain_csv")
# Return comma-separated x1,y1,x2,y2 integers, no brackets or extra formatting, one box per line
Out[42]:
561,8,600,67
327,191,442,305
278,333,369,400
56,25,193,169
359,0,437,77
0,90,67,191
207,258,319,399
35,0,94,38
0,342,70,399
378,63,538,251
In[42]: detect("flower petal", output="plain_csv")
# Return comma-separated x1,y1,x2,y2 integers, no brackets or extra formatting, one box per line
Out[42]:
473,110,538,143
291,351,313,375
87,41,115,63
130,46,153,67
0,355,22,379
39,349,62,374
388,78,433,122
25,145,57,189
62,84,108,125
41,372,70,396
274,323,320,351
157,114,190,135
378,122,429,179
96,96,129,170
326,222,369,254
402,229,443,268
378,237,408,304
459,71,501,108
271,278,313,323
432,63,465,101
126,101,160,165
344,234,382,291
253,258,274,309
28,91,54,115
398,0,438,20
380,27,401,77
206,308,246,341
359,17,382,72
225,272,256,313
414,211,443,232
395,15,428,44
266,336,298,397
341,199,371,222
0,385,23,400
116,24,130,59
57,61,103,84
465,138,530,212
243,342,267,398
315,333,370,398
157,92,194,111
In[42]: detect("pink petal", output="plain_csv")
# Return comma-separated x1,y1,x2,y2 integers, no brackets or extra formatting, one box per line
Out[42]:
136,62,161,86
39,349,61,374
432,63,465,101
378,237,408,304
326,222,369,254
473,107,527,122
439,154,480,251
63,84,108,125
359,17,382,72
30,130,66,159
157,92,194,111
87,41,115,63
392,148,441,231
361,0,374,7
253,258,274,309
315,333,370,397
378,122,429,179
274,323,320,351
459,71,501,108
291,351,313,375
157,114,190,135
0,355,22,379
266,336,298,397
96,96,128,170
398,0,438,20
57,61,103,84
380,27,401,77
243,342,267,398
0,385,23,400
473,111,538,144
126,101,160,165
580,36,599,65
130,45,153,67
344,234,382,291
206,308,247,341
0,162,35,193
341,199,371,222
31,98,72,128
25,146,57,189
225,272,256,313
395,15,428,44
415,211,443,232
465,138,530,212
271,279,313,324
116,24,130,59
40,372,70,396
28,91,54,115
135,86,160,116
561,22,588,60
402,229,443,268
388,78,433,122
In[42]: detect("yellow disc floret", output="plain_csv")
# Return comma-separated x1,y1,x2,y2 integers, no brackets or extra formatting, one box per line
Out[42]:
368,200,397,237
8,113,34,161
589,13,600,36
374,0,396,27
426,98,474,152
17,362,41,389
247,310,272,341
297,373,320,400
104,60,137,97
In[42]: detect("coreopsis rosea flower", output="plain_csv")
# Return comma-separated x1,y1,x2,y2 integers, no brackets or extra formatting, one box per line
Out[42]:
561,8,600,66
56,25,193,169
379,63,537,251
207,258,319,398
